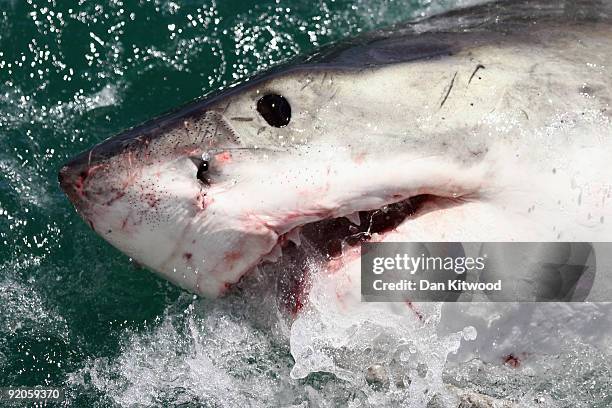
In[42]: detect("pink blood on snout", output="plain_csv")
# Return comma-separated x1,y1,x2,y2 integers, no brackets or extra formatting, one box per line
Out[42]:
75,163,107,196
214,151,232,164
195,191,212,211
74,173,86,197
72,163,107,197
223,251,242,269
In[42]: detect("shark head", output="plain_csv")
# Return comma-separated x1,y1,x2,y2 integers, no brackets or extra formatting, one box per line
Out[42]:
57,51,485,297
59,15,612,298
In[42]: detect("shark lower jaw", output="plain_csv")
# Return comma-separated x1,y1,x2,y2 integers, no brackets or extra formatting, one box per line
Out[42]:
234,193,465,306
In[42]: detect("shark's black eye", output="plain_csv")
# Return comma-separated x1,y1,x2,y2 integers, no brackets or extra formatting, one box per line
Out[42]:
257,94,291,127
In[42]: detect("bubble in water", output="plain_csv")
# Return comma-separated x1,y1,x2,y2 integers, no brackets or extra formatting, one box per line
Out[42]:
462,326,477,341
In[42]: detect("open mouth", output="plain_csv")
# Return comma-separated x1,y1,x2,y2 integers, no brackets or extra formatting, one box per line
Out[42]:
252,194,465,313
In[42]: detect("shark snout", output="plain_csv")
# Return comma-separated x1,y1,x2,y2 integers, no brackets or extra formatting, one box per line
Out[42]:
58,148,115,218
58,157,90,210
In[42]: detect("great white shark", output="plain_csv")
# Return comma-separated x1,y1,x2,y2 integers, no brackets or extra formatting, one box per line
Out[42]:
59,0,612,371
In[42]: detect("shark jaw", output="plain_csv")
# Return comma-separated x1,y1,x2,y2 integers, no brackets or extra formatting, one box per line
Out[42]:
59,134,483,299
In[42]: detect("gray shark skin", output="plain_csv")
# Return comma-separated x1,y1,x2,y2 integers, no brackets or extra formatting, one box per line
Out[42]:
58,0,612,309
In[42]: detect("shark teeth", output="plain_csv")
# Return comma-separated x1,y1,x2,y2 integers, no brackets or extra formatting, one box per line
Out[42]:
263,228,303,264
345,212,361,226
262,244,283,263
285,228,302,246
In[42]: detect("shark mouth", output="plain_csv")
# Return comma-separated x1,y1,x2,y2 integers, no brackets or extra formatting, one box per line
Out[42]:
249,194,463,314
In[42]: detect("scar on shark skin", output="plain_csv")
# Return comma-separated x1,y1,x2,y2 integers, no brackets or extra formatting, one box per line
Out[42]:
440,71,458,108
468,64,486,84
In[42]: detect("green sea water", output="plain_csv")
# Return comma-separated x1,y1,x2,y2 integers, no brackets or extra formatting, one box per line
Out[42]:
0,1,471,406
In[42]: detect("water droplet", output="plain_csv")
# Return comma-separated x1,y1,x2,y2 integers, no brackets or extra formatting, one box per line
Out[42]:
462,326,477,341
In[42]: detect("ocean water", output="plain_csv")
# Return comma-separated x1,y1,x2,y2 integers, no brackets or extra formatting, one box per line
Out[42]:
1,1,611,407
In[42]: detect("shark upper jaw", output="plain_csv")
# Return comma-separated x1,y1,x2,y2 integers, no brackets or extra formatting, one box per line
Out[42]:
259,193,461,266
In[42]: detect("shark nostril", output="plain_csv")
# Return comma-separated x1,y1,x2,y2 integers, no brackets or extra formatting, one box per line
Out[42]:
58,162,92,203
196,160,209,182
189,155,211,185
